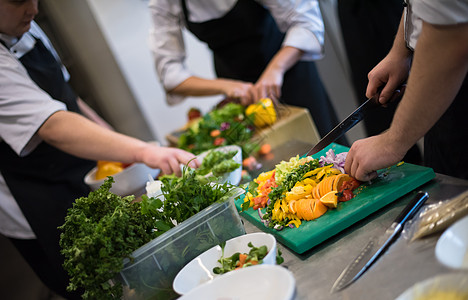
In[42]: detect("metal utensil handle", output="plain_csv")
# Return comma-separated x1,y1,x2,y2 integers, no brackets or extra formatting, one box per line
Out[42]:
394,191,429,225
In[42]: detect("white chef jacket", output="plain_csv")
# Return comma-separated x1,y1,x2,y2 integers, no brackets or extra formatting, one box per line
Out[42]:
0,21,67,239
148,0,325,105
404,0,468,50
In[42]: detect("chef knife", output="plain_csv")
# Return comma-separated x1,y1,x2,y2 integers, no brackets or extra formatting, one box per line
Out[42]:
305,86,405,157
331,191,429,293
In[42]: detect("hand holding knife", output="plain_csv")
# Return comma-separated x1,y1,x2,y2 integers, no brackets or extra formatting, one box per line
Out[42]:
305,85,406,157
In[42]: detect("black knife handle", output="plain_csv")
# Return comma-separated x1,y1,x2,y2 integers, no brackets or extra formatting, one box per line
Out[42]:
394,191,429,225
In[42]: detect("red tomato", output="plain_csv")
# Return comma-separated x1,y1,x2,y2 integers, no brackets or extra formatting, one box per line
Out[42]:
213,137,226,146
338,189,354,202
340,178,361,192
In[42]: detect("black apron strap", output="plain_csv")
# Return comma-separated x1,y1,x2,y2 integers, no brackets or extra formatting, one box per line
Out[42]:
424,75,468,179
20,37,79,111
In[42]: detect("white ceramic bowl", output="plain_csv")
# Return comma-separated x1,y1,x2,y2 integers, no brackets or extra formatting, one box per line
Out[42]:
178,264,295,300
435,214,468,269
173,232,277,295
395,273,468,300
196,145,243,185
84,163,160,196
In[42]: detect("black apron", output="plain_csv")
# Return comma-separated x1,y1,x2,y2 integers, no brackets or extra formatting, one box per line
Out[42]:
424,75,468,179
181,0,347,145
0,37,94,297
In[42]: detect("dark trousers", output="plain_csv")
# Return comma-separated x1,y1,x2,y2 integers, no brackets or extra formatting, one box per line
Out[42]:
8,238,82,300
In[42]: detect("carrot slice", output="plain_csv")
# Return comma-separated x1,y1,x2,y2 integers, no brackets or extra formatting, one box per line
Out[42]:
296,199,314,221
237,253,248,268
313,198,328,219
313,185,321,199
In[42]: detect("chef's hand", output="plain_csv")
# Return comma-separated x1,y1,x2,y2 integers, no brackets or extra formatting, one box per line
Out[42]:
345,132,406,181
366,52,411,105
141,145,199,176
249,68,283,104
219,79,255,106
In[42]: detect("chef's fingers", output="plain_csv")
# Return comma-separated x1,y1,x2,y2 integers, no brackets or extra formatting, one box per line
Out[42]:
366,77,385,100
168,157,182,177
159,162,172,176
267,85,281,103
378,80,404,105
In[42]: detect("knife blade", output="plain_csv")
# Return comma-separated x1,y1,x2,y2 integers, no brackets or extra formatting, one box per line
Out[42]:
305,86,405,157
331,191,429,293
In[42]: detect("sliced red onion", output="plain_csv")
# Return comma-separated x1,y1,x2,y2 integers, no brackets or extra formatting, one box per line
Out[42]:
319,149,348,173
258,209,264,219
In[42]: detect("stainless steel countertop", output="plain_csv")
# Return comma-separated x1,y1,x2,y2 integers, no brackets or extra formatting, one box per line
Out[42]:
241,140,468,300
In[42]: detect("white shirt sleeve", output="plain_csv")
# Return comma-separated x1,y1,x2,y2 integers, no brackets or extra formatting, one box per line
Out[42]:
412,0,468,25
0,47,66,156
259,0,324,60
149,0,192,105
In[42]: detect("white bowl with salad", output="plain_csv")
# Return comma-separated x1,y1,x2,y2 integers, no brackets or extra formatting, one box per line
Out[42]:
173,232,278,295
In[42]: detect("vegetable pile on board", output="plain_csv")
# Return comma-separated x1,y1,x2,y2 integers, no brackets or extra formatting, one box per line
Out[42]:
242,149,361,230
59,167,242,300
178,99,277,158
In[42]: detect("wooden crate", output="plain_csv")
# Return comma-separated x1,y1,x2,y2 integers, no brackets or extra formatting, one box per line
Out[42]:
166,105,320,150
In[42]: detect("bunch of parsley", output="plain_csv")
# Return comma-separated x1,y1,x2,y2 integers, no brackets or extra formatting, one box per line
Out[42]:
59,177,161,299
60,169,242,299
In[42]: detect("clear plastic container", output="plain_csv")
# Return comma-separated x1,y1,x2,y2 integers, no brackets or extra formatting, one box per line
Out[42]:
116,198,245,300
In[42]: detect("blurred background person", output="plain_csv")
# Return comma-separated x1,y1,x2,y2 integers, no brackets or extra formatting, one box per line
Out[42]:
149,0,348,145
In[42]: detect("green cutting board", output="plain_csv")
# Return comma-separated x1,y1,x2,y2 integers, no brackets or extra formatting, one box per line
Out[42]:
234,143,435,254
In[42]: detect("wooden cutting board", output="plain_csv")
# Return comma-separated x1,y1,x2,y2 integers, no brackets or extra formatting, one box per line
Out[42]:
234,143,435,254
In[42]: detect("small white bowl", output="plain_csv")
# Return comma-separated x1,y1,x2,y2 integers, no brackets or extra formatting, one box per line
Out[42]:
196,145,243,185
435,214,468,269
173,232,277,295
84,163,160,196
178,264,295,300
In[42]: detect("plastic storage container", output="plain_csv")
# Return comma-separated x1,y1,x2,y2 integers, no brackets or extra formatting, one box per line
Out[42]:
116,198,246,300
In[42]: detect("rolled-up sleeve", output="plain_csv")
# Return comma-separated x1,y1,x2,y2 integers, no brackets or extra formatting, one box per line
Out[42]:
261,0,324,60
412,0,468,25
0,50,66,156
149,0,192,105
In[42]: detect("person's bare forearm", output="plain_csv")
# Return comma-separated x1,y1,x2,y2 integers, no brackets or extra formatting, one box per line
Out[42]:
263,46,303,76
38,110,147,163
387,21,468,150
389,14,413,60
76,97,113,130
171,76,254,105
171,77,224,96
250,46,304,101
